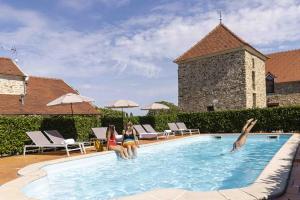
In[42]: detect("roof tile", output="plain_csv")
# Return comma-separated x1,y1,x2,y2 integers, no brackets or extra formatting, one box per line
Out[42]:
0,76,98,115
175,23,266,63
266,49,300,83
0,57,25,77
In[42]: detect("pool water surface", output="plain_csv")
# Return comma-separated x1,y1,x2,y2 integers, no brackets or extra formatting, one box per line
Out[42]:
23,134,291,200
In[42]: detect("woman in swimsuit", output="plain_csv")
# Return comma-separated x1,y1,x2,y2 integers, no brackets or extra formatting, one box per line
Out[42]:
106,125,129,159
122,121,139,158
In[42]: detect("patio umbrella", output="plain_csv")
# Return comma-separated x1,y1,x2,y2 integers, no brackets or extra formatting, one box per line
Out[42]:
141,102,169,115
141,103,169,110
106,99,139,127
47,93,94,115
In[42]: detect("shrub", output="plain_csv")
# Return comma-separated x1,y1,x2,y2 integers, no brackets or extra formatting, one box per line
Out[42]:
0,115,99,156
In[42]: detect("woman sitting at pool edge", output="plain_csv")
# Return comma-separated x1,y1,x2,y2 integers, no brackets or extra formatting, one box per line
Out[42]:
106,125,129,159
122,121,139,158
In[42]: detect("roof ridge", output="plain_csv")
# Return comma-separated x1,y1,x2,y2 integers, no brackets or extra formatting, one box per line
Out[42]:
267,48,300,56
174,23,267,63
29,75,63,81
174,24,223,62
0,57,12,60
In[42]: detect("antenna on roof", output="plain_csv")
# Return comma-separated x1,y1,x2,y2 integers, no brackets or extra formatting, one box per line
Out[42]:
219,10,222,24
0,44,19,63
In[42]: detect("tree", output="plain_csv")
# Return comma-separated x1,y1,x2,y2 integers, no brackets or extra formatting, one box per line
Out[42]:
96,107,125,118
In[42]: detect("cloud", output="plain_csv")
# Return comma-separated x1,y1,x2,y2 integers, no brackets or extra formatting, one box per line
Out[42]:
1,0,300,113
59,0,130,11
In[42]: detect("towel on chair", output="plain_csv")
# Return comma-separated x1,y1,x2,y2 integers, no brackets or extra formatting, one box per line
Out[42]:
62,139,75,144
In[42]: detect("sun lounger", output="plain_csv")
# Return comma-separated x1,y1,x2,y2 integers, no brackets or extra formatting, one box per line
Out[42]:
44,130,89,154
142,124,169,139
133,125,158,140
176,122,200,135
168,123,185,136
114,129,123,143
92,127,123,144
24,131,83,156
92,127,107,142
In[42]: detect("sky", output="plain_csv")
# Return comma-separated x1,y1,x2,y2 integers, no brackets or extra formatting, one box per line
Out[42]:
0,0,300,115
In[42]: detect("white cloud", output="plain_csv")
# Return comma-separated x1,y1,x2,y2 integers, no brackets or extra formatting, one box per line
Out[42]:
1,0,300,113
59,0,130,10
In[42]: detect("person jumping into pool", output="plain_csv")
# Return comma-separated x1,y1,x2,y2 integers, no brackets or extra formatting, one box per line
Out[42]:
231,118,258,152
122,121,139,158
106,125,129,159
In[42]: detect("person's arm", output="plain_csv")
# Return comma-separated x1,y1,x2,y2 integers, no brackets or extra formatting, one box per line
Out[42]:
106,132,110,150
133,130,140,147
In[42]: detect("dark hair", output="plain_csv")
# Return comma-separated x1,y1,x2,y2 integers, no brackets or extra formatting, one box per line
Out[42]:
107,125,115,139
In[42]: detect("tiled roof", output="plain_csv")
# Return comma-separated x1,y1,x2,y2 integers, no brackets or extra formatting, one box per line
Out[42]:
0,76,98,115
175,23,266,63
266,49,300,83
0,57,25,77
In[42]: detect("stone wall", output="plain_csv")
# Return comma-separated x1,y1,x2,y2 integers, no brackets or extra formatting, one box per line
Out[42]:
275,81,300,94
178,50,247,112
244,51,266,108
0,75,25,95
267,93,300,106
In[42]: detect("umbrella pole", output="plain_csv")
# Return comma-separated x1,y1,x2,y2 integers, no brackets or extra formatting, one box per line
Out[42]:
122,107,125,130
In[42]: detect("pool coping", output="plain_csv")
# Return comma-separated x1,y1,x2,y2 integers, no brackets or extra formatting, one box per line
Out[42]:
0,133,299,200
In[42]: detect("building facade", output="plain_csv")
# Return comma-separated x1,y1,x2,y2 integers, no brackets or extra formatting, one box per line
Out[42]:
176,24,267,112
0,57,98,115
265,49,300,107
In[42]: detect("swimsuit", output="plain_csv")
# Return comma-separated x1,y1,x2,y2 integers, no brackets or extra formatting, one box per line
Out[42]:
108,135,117,148
123,131,136,147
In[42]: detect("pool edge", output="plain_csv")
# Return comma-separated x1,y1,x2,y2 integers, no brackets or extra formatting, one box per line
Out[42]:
0,133,298,200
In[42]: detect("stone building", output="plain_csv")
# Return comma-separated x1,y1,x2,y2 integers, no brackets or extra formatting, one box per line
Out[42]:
0,57,98,115
175,23,267,112
265,49,300,107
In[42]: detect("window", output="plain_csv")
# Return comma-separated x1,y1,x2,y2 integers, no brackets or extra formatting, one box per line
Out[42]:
266,74,275,94
252,58,255,69
252,71,256,90
253,93,256,108
207,106,214,112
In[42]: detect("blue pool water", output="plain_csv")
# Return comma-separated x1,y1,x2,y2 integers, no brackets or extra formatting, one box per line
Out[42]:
23,134,290,200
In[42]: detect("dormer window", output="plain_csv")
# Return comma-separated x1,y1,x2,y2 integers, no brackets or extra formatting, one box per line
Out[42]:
266,73,275,94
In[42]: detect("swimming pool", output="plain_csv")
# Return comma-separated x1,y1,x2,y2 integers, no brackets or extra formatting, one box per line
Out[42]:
23,134,291,200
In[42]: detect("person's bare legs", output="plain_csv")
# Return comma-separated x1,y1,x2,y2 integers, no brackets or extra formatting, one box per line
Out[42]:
132,145,138,158
231,118,256,152
122,147,129,158
127,145,133,158
110,146,128,159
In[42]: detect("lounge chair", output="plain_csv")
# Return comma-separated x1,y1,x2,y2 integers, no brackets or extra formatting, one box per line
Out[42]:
168,123,186,136
91,127,107,142
142,124,169,139
114,129,123,143
92,127,123,144
176,122,200,135
24,131,83,156
44,130,90,154
133,125,158,140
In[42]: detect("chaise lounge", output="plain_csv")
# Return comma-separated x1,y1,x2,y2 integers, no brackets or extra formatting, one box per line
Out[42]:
133,125,159,140
142,124,169,139
176,122,200,135
44,130,89,154
24,131,83,156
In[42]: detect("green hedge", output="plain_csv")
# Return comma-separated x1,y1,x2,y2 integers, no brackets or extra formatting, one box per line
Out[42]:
0,115,99,156
2,106,299,156
178,106,300,133
101,106,300,134
101,114,177,133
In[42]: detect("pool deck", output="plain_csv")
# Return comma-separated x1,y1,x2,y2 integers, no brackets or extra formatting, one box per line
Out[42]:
0,133,299,200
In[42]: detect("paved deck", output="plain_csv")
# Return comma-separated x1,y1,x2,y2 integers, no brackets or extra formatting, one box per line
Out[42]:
0,134,299,199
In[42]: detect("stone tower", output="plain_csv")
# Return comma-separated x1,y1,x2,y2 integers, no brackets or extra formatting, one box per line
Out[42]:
175,23,267,112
